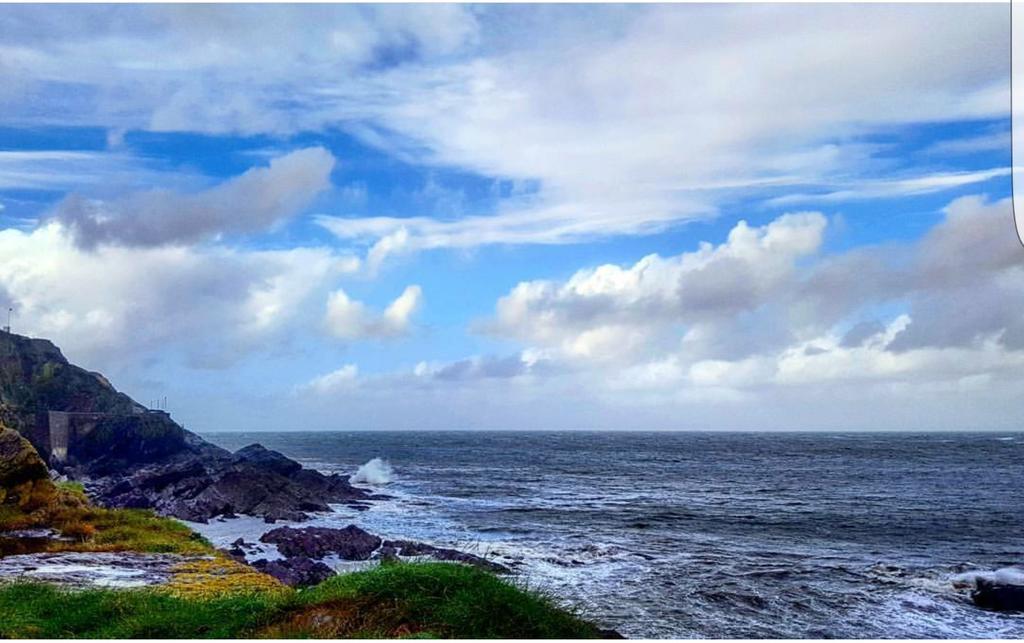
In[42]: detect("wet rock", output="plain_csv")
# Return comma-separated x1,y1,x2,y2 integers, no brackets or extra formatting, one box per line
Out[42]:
260,525,382,560
263,509,309,523
0,551,201,588
598,628,626,639
379,539,510,574
972,578,1024,612
251,556,334,587
85,443,373,524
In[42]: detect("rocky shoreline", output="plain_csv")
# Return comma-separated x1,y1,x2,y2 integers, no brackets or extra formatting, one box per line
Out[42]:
0,331,517,594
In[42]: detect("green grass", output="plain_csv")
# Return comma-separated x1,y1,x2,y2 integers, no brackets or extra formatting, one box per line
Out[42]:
0,562,601,639
0,582,288,638
1,480,212,555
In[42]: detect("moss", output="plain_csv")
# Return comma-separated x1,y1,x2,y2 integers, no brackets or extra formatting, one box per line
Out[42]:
0,427,50,493
164,557,287,599
1,479,212,556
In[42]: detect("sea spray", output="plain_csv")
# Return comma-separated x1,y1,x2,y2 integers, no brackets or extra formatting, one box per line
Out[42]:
351,457,394,485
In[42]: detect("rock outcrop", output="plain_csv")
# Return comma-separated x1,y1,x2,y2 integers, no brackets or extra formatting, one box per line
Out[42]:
0,426,54,509
251,556,335,587
256,524,510,574
378,540,511,574
260,525,382,560
0,332,375,523
89,443,374,523
972,578,1024,612
0,427,49,496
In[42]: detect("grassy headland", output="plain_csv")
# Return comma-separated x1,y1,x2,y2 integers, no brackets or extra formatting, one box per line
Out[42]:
0,562,599,638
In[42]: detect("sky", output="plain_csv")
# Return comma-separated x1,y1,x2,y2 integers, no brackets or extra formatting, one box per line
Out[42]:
0,3,1021,432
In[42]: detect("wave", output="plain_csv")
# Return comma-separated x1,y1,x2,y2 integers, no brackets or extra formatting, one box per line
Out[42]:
351,457,395,485
950,566,1024,588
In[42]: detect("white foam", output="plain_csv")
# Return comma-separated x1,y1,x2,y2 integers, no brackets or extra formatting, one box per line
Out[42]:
950,566,1024,587
351,457,395,485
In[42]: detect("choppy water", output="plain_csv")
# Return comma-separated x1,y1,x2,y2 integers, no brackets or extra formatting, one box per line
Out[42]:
202,431,1024,638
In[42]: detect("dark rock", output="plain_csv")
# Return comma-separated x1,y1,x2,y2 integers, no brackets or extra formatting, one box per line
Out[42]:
81,442,373,523
380,539,510,574
598,628,626,639
972,578,1024,612
263,509,309,523
260,525,382,560
251,556,335,587
233,444,302,477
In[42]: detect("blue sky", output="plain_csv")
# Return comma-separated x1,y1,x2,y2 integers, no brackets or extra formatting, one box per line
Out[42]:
0,4,1021,431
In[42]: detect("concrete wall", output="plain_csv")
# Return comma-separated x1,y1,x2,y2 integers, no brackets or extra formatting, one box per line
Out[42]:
42,411,119,465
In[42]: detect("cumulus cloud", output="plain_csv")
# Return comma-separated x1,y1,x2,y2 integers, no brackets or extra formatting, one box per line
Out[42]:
481,195,1024,397
50,147,335,248
0,221,358,369
324,284,422,340
485,212,828,363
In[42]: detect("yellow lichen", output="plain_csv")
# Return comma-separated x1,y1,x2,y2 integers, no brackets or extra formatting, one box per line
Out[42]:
163,557,286,599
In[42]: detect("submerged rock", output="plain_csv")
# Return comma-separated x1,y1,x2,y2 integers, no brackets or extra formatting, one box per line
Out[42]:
260,525,382,560
251,556,335,587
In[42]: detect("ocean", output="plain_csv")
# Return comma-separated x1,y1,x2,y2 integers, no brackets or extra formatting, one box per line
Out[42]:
199,431,1024,638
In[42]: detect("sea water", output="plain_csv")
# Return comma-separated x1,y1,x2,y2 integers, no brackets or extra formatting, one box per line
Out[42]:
201,431,1024,638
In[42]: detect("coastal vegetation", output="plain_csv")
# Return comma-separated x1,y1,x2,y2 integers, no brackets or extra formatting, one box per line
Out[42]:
1,423,601,639
0,562,599,638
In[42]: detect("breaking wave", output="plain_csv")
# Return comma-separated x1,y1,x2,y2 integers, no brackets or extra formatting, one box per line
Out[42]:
351,457,394,485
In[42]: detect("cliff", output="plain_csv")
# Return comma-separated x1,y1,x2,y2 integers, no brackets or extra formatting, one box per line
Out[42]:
0,331,373,522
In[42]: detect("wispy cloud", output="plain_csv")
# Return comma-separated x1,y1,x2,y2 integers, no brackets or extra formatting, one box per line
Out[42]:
765,167,1010,207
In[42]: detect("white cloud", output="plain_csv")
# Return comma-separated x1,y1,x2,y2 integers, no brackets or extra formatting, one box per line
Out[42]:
924,130,1011,156
301,364,359,394
312,4,1007,262
765,168,1010,207
1,5,1010,263
324,284,422,340
0,221,358,370
51,147,336,248
0,150,200,193
479,195,1024,400
485,212,828,363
